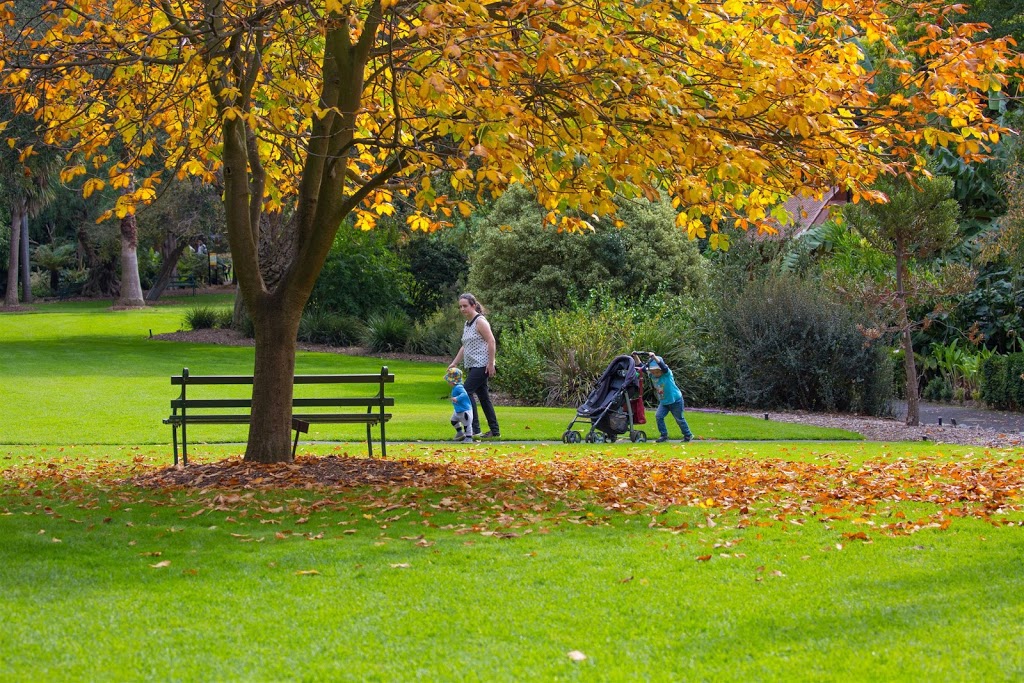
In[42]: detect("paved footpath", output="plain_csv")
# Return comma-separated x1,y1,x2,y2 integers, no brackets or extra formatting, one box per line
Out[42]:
894,401,1024,434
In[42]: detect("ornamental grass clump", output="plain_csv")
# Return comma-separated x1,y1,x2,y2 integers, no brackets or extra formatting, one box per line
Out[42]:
183,305,220,330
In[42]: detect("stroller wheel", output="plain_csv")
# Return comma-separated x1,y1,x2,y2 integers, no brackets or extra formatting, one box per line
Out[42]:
584,432,596,443
630,429,647,443
568,430,582,443
606,433,618,443
561,430,571,444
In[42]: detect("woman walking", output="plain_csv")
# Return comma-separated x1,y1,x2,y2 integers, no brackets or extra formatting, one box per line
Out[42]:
449,293,501,438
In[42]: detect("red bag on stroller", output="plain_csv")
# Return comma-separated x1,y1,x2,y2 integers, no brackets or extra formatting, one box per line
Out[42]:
630,376,646,424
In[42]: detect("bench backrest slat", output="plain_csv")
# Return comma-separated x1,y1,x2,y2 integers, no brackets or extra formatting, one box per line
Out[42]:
172,397,396,409
172,373,395,386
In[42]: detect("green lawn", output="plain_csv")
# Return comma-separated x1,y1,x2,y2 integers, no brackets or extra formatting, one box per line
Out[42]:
4,298,1023,680
2,441,1023,680
0,297,857,446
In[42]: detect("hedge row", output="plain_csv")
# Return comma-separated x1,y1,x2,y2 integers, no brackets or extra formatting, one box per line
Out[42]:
980,353,1024,411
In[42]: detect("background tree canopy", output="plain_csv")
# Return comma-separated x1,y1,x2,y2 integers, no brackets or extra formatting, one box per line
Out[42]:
468,185,707,325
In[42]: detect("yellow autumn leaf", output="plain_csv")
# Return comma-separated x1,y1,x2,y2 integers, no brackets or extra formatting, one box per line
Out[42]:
82,178,105,198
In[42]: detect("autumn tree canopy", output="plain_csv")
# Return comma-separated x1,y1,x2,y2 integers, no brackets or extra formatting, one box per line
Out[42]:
1,0,1019,461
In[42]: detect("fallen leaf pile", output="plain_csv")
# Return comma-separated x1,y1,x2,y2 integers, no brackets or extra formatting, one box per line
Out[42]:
4,451,1024,536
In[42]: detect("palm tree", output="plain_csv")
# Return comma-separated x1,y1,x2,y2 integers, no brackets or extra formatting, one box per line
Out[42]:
1,106,59,307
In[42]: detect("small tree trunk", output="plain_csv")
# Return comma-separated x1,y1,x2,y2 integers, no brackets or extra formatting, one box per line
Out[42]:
895,248,920,426
145,239,189,302
244,302,302,462
901,324,919,426
117,194,145,307
19,209,32,303
5,202,23,307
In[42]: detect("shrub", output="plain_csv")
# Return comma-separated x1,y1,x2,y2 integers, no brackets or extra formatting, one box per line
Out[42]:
716,276,894,415
363,310,412,352
405,307,463,356
214,308,234,329
184,305,220,330
62,268,89,287
495,296,719,407
402,235,468,320
298,308,365,347
310,223,412,319
30,271,50,298
980,352,1024,410
467,184,707,328
922,376,953,403
177,250,209,285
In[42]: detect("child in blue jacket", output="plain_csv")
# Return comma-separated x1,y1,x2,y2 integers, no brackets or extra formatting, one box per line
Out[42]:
446,367,474,442
635,351,694,443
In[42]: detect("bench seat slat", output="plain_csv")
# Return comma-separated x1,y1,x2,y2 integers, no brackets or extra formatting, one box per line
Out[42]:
293,413,392,423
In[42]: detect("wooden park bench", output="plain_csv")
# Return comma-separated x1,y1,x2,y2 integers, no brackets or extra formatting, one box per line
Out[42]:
56,280,84,301
166,275,197,295
163,367,395,465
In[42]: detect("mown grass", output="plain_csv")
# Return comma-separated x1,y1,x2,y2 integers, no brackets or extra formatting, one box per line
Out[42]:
0,298,857,445
5,298,1022,680
2,445,1023,681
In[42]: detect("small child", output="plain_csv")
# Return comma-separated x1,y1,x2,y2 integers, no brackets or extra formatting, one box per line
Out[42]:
635,351,694,443
445,367,474,442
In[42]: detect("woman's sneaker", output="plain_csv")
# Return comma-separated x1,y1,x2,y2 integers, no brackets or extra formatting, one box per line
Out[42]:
655,435,669,443
478,431,500,439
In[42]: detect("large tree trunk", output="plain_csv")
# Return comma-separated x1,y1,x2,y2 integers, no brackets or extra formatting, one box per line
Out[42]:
217,22,386,463
245,300,302,462
895,247,920,426
231,286,246,329
117,189,146,307
19,210,31,304
5,201,24,306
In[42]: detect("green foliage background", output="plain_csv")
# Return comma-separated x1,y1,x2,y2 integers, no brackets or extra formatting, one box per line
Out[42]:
467,184,707,326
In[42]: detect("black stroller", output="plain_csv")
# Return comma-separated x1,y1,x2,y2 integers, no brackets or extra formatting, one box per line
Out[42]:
561,354,648,443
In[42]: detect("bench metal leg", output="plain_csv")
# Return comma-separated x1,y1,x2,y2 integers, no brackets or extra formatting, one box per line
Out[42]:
381,420,387,459
172,425,179,466
182,421,188,466
366,422,373,458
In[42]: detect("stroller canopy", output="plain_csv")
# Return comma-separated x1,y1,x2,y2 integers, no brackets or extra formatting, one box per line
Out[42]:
577,355,638,417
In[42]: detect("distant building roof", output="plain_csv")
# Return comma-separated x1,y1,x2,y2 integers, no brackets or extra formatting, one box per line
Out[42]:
750,186,848,241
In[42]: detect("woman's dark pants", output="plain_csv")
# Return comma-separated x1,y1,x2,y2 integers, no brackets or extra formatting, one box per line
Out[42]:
464,366,500,435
